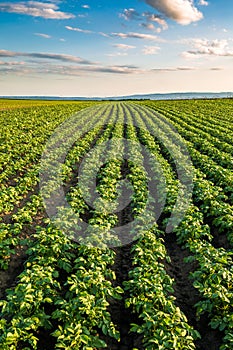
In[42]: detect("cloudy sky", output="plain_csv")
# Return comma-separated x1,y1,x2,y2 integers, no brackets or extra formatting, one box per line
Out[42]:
0,0,232,96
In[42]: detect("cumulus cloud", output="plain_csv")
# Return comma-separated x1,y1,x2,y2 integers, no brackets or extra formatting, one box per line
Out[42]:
65,25,92,34
142,45,161,54
144,0,203,25
183,39,233,57
111,32,161,41
34,33,51,39
0,1,75,19
82,4,90,9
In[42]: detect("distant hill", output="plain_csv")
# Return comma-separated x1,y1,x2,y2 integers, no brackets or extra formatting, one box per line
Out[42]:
114,92,233,100
1,92,233,101
106,92,233,100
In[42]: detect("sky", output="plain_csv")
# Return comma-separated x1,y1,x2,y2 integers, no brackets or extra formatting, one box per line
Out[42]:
0,0,233,96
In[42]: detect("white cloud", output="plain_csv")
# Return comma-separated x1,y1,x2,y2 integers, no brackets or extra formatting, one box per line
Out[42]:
107,44,136,58
143,13,168,30
111,32,161,41
58,64,144,75
82,5,90,9
0,61,145,76
0,55,220,78
65,26,110,38
144,0,203,25
198,0,208,6
176,66,197,70
141,22,156,30
151,66,198,72
183,39,233,57
65,25,92,34
0,61,29,76
119,8,141,21
140,22,163,33
34,33,51,39
106,52,128,57
0,61,25,66
113,44,136,50
142,45,161,54
99,32,110,38
0,50,95,64
0,1,75,19
77,14,87,18
210,67,223,71
0,50,18,57
120,8,168,32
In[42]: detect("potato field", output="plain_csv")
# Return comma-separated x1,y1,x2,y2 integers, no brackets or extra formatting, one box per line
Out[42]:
0,98,232,350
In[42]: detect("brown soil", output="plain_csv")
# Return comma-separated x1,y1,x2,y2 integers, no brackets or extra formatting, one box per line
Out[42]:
163,233,224,350
0,205,47,300
104,243,144,350
0,245,27,299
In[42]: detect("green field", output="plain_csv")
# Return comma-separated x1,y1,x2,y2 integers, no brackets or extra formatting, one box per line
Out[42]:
0,99,232,350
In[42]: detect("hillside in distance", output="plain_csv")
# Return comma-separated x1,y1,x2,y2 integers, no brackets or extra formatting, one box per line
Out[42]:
1,92,233,101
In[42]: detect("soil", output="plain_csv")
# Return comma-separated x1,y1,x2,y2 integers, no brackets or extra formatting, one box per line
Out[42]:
0,245,27,299
0,182,47,299
98,151,143,349
0,205,47,300
101,243,143,350
204,217,231,250
163,232,224,350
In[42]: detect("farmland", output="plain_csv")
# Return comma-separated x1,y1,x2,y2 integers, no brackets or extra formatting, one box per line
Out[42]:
0,98,232,350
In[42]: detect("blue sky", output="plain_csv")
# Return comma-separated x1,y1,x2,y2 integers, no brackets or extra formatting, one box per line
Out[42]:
0,0,233,96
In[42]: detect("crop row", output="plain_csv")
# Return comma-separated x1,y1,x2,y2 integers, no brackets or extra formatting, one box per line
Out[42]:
128,102,233,349
122,106,198,349
131,103,233,246
0,104,123,349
